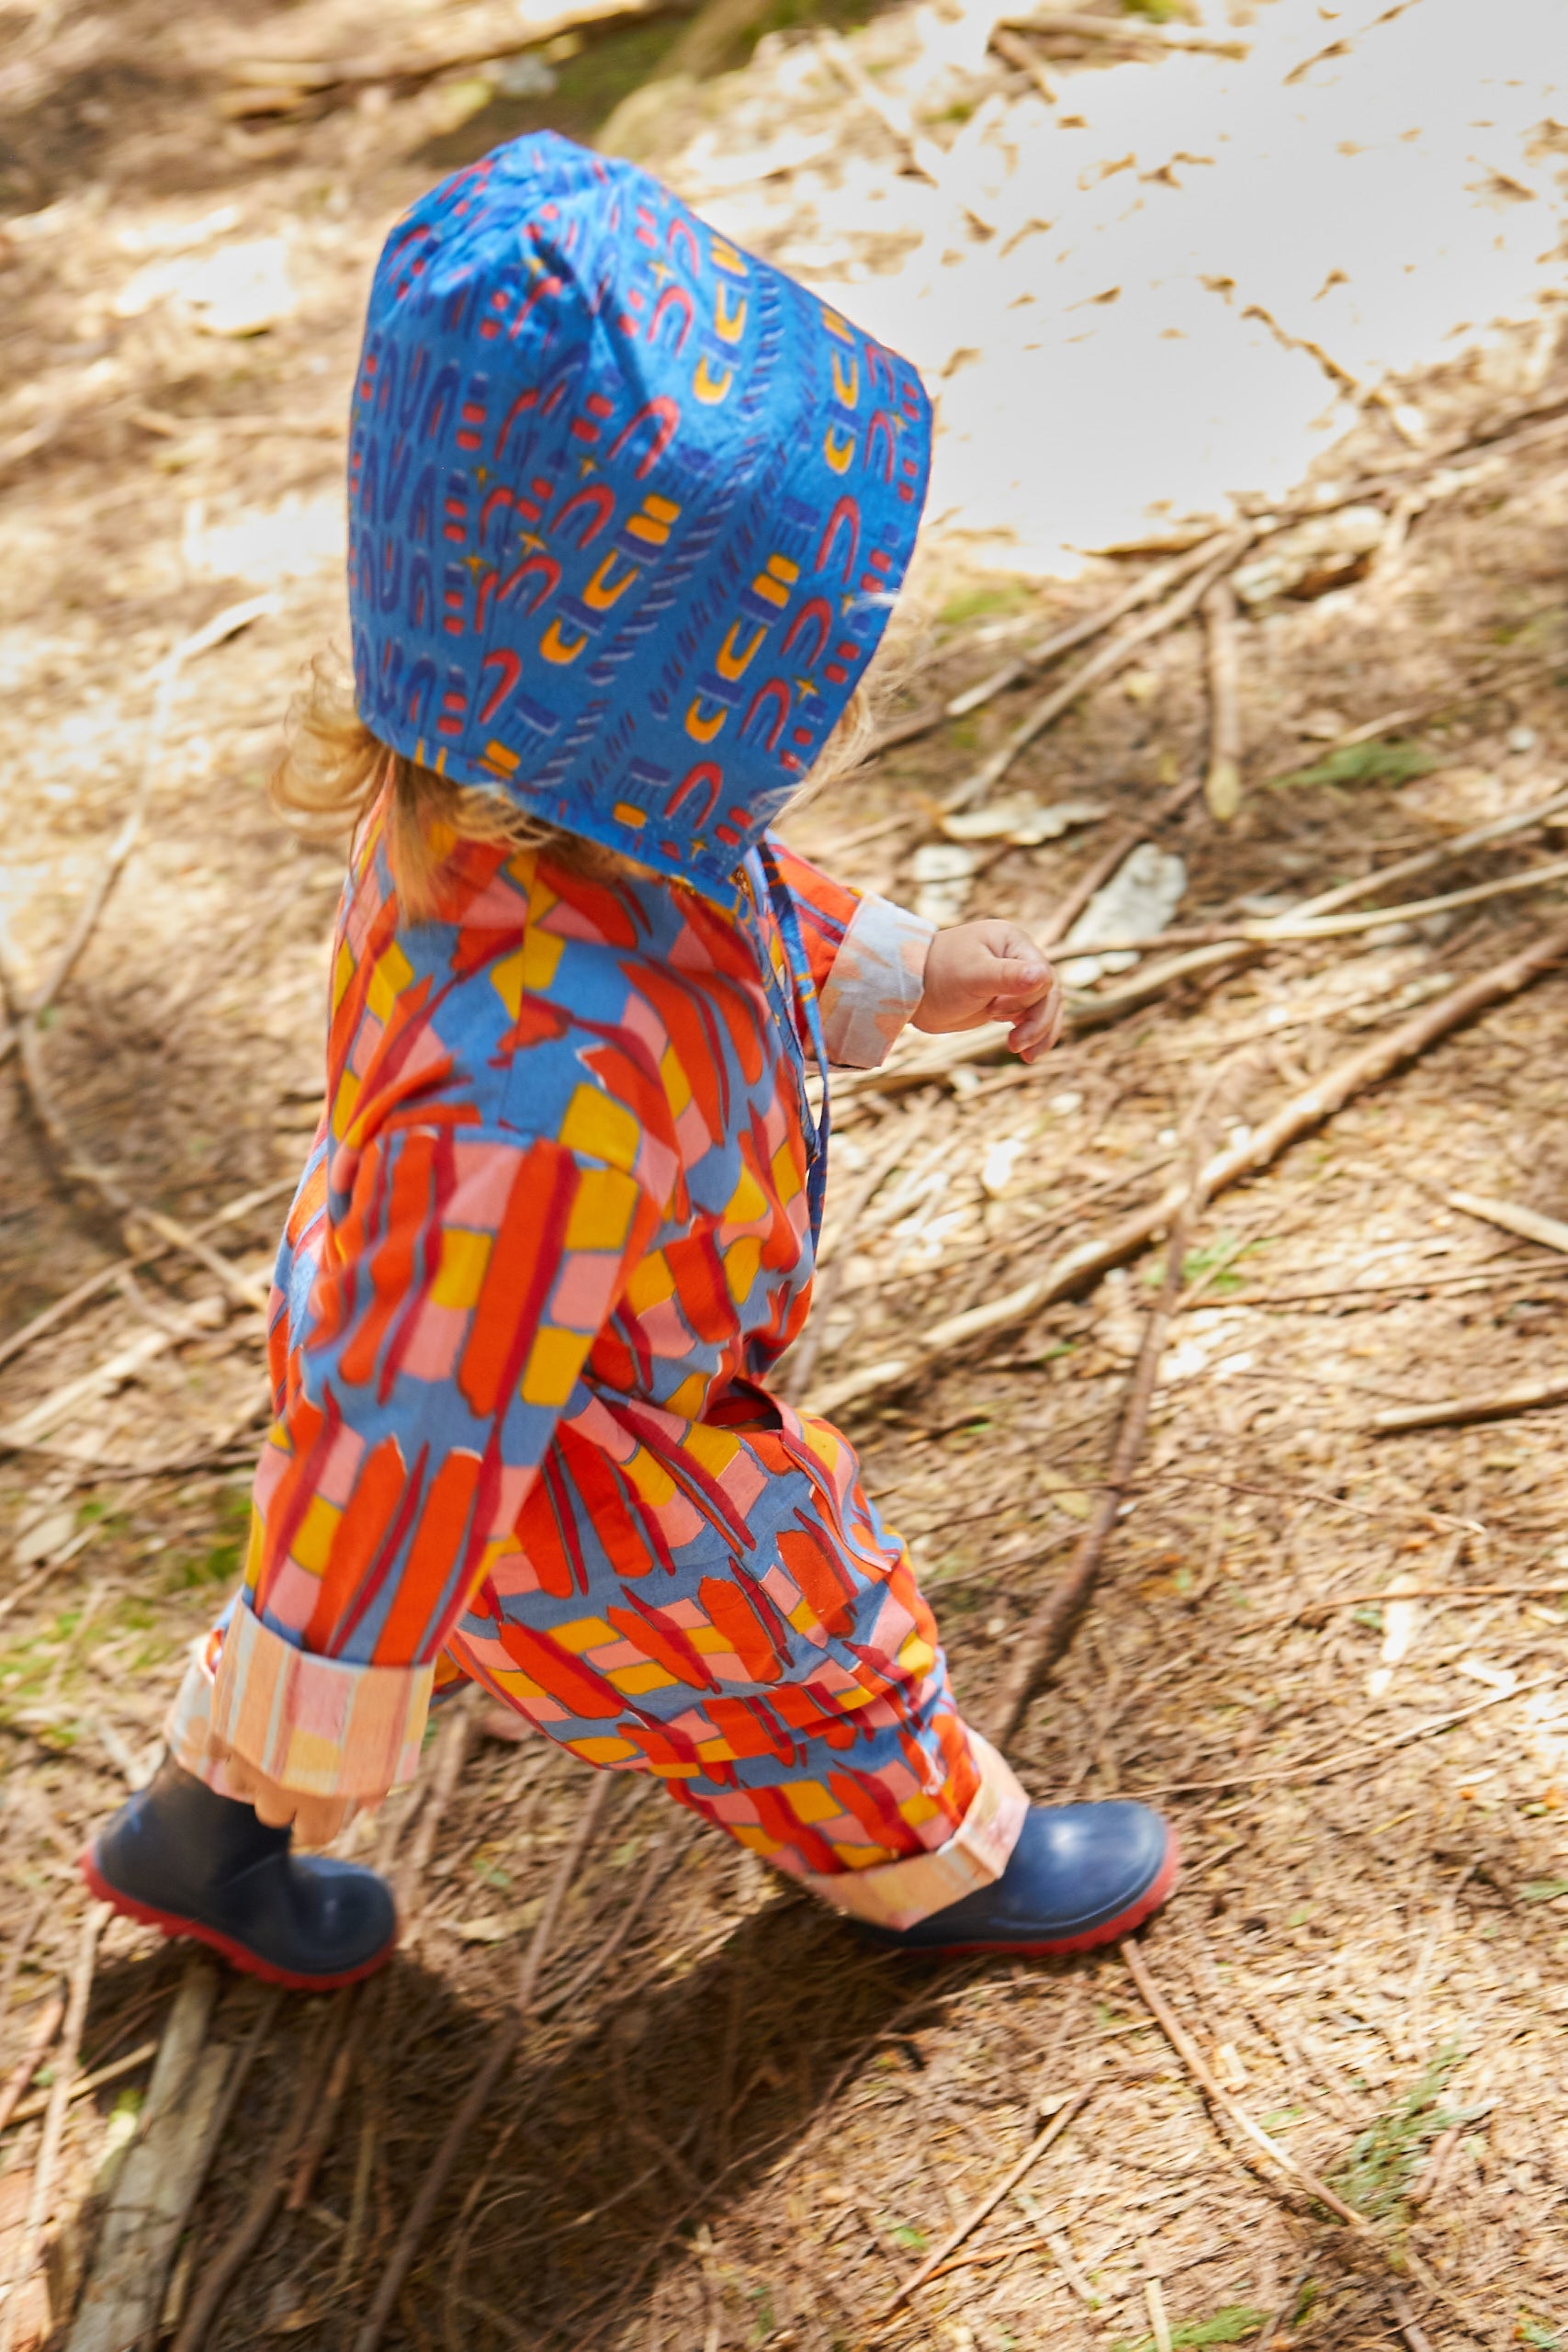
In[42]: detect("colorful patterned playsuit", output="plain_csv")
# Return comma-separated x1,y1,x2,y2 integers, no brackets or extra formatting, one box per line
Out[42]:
169,133,1028,1928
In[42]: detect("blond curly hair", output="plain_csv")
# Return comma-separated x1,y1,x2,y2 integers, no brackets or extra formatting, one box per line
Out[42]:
271,651,888,920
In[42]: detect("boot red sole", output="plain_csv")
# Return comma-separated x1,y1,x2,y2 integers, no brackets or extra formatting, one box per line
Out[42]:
885,1828,1181,1959
80,1849,399,1993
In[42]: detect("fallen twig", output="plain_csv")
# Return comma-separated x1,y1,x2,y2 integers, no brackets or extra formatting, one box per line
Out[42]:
1280,1579,1568,1622
1043,773,1206,950
352,1770,614,2352
0,1176,292,1379
946,533,1237,726
812,921,1568,1417
223,0,663,112
1371,1373,1568,1435
946,535,1251,811
5,2038,157,2132
814,28,947,185
285,1987,372,2212
169,1992,352,2352
22,597,278,1040
1120,1939,1369,2230
1202,578,1243,822
876,2088,1091,2318
1136,1668,1565,1799
1389,2288,1437,2352
393,1691,477,1928
1447,1188,1568,1258
1,1903,106,2352
0,1993,64,2140
1001,8,1247,57
0,1901,45,2041
989,25,1055,102
988,1160,1204,1746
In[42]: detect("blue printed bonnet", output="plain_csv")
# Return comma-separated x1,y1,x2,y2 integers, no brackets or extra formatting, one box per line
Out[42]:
348,132,932,911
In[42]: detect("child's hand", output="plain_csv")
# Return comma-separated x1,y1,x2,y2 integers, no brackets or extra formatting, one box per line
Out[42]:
209,1744,373,1849
913,920,1063,1062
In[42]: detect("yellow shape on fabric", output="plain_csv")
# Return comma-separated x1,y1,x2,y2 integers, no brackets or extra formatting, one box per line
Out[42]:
291,1494,341,1577
607,1660,679,1697
332,938,355,1012
780,1780,840,1824
570,1735,637,1765
724,1237,761,1304
432,1227,492,1311
551,1615,617,1655
832,1841,892,1871
897,1631,938,1679
660,1045,693,1115
366,941,414,1025
623,1447,678,1510
560,1083,639,1172
690,1625,735,1656
243,1509,265,1589
662,1373,707,1420
330,1068,361,1141
491,933,563,1017
731,1824,785,1858
491,1668,547,1705
625,1250,675,1313
565,1164,638,1252
695,1735,734,1763
681,1420,739,1475
612,802,648,829
899,1791,942,1828
521,1325,589,1408
283,1727,345,1787
724,1165,768,1229
770,1139,802,1204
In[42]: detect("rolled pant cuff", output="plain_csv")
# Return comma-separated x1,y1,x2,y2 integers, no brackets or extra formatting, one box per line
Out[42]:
801,1729,1028,1930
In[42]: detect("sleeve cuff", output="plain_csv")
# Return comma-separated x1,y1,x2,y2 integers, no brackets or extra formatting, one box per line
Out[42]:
167,1603,433,1800
816,893,934,1069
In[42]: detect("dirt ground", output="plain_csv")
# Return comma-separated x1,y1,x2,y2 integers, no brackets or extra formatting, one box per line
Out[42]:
5,1,1568,2348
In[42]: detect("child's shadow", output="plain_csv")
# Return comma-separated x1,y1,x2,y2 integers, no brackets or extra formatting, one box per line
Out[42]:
363,1893,1064,2346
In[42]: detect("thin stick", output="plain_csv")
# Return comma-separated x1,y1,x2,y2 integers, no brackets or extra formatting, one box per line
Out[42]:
1447,1188,1568,1257
1043,774,1204,950
1120,1939,1369,2230
1285,782,1568,920
1390,2288,1437,2352
3,2035,158,2130
948,533,1238,726
1256,2261,1314,2352
1000,9,1248,57
990,26,1055,102
1371,1374,1568,1435
0,946,268,1314
352,1770,614,2352
0,1177,291,1378
1053,846,1568,961
27,597,279,1028
810,920,1568,1418
393,1693,476,1928
1279,1579,1568,1620
876,2089,1091,2317
169,1994,350,2352
0,1899,44,2028
284,1987,370,2212
988,1172,1201,1746
814,28,945,184
0,1991,64,2138
946,536,1250,812
1202,579,1242,822
1135,1667,1564,1798
1,1905,106,2352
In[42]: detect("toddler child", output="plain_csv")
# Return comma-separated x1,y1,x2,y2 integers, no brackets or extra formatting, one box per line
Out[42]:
85,132,1177,1986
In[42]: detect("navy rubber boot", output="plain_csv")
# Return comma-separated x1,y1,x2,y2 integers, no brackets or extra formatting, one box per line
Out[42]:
858,1801,1178,1956
82,1757,399,1990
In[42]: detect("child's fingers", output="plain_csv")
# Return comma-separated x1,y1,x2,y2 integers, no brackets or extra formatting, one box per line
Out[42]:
1006,972,1064,1060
